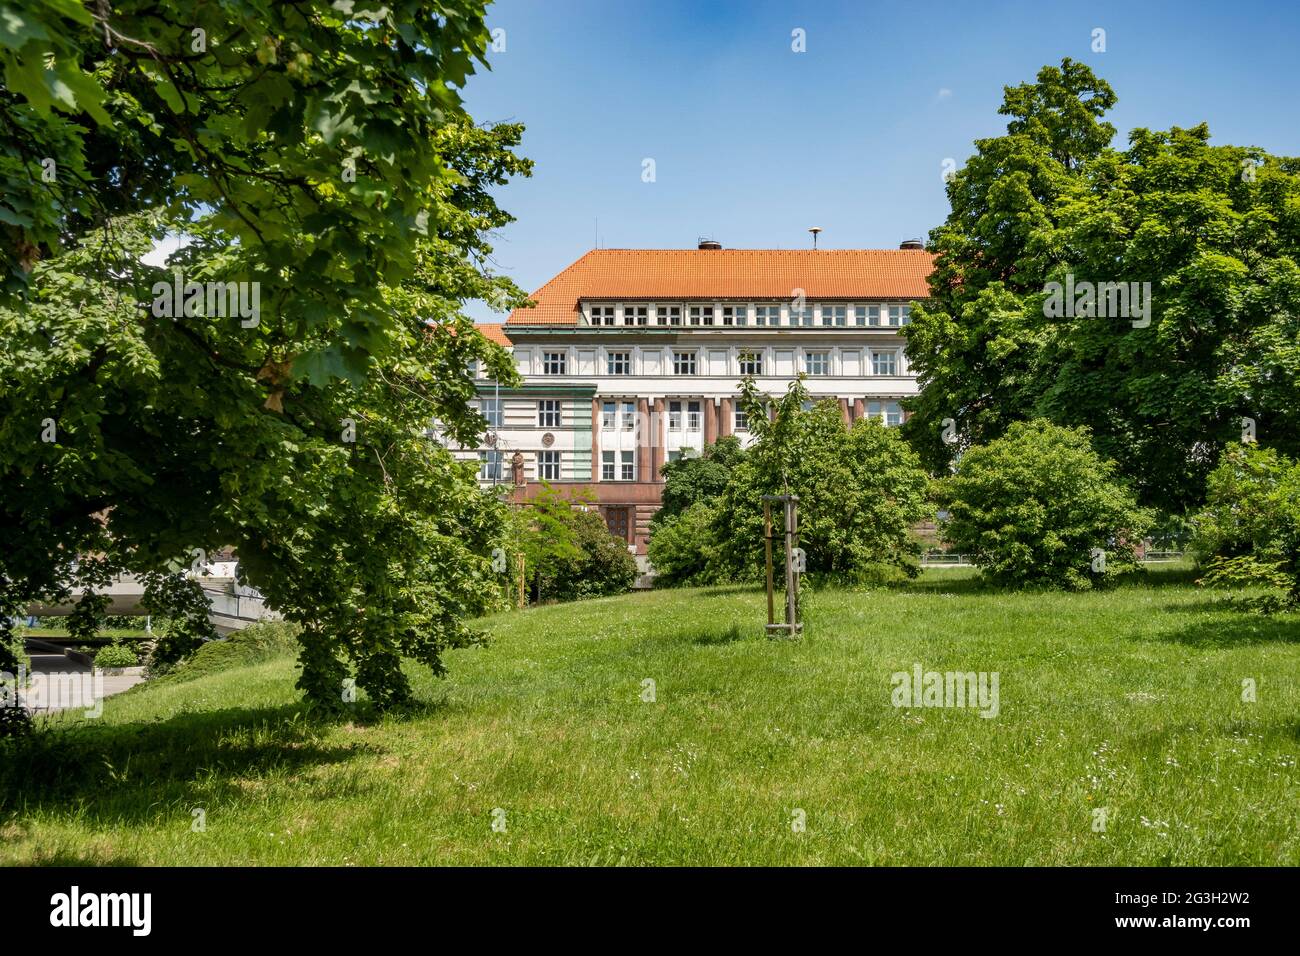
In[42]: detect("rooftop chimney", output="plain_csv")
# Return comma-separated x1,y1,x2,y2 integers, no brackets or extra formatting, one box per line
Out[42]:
899,238,924,250
697,238,722,250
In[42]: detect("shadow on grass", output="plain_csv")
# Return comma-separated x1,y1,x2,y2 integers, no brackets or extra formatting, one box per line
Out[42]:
0,702,384,827
1144,610,1300,648
690,622,750,646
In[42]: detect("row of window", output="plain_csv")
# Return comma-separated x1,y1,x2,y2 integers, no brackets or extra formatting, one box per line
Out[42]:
483,396,902,431
477,449,639,482
481,396,902,430
541,348,900,377
588,303,912,328
479,449,565,481
475,401,904,480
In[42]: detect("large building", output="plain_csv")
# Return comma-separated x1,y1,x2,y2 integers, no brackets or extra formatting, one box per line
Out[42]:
458,241,934,559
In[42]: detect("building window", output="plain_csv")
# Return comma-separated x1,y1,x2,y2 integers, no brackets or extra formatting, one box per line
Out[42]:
888,305,911,327
871,350,897,376
624,305,648,326
856,305,881,327
821,305,847,327
591,305,615,326
734,406,748,432
755,305,780,327
537,450,561,481
688,305,715,326
620,450,635,481
667,450,683,464
479,397,502,428
804,351,830,376
601,450,616,480
791,304,814,327
607,350,631,375
538,399,561,428
621,400,636,431
542,351,567,375
868,401,903,427
673,351,697,375
722,304,747,326
657,305,682,326
686,400,702,431
601,401,616,430
738,349,763,376
668,400,682,430
478,450,502,481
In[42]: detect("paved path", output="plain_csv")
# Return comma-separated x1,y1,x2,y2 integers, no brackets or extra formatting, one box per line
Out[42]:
21,650,145,713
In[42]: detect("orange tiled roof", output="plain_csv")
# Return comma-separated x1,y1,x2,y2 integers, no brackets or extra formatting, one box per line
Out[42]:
506,248,935,326
475,322,513,346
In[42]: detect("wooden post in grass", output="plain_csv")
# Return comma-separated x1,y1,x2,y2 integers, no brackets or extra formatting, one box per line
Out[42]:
762,494,801,639
516,554,526,609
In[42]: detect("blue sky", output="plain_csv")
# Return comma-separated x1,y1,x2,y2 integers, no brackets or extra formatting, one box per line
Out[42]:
462,0,1300,321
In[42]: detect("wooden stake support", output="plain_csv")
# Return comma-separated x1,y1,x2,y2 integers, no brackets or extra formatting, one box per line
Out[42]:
762,494,802,639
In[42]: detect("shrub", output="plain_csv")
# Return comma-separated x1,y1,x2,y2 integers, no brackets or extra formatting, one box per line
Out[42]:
648,501,725,586
940,420,1152,589
542,508,638,601
510,484,637,604
152,620,302,685
1191,444,1300,609
94,642,139,669
655,436,745,526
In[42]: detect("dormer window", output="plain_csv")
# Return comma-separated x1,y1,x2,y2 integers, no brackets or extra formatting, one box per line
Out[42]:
821,305,847,327
590,305,615,326
855,305,881,327
657,305,682,326
722,304,747,326
755,305,780,327
624,305,648,326
688,305,714,326
888,305,911,327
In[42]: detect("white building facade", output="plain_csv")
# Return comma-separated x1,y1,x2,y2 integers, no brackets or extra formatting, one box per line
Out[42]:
461,242,934,556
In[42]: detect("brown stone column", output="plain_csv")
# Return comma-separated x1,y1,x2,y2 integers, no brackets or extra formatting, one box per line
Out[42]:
592,398,601,481
704,396,717,445
720,397,733,437
838,397,850,426
852,398,865,423
652,398,666,480
636,397,650,481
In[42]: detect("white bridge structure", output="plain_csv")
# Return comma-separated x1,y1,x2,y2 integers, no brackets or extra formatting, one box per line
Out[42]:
25,563,280,635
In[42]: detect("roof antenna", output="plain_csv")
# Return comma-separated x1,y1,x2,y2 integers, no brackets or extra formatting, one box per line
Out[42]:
808,226,823,250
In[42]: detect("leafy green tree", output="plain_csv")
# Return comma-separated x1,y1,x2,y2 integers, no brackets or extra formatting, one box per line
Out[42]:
654,436,745,527
904,57,1300,513
0,1,533,710
1191,444,1300,609
713,378,931,584
510,484,636,603
647,501,725,587
903,59,1116,473
939,420,1152,589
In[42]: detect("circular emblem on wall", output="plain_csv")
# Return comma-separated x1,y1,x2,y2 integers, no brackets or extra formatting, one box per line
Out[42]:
484,432,498,446
541,432,555,447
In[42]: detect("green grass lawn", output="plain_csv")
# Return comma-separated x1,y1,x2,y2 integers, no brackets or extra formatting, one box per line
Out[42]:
3,566,1297,865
